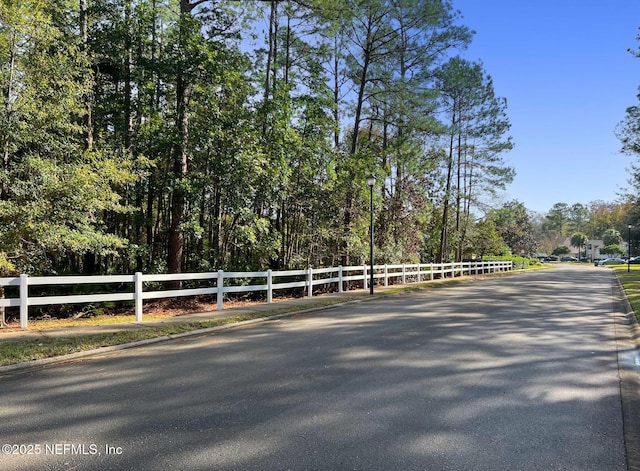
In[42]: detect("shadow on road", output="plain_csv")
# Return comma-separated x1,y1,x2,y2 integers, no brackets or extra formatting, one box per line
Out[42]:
0,266,632,470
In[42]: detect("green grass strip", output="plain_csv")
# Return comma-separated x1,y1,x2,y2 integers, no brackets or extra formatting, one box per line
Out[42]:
0,297,367,367
615,266,640,322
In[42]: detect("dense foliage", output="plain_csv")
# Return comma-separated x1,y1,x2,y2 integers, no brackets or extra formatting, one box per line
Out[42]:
0,0,517,275
615,27,640,253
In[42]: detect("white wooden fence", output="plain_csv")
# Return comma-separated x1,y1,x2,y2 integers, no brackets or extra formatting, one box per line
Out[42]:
0,261,513,328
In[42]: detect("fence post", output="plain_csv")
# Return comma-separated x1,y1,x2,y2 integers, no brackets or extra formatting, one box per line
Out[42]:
307,267,313,297
338,265,343,293
363,264,368,290
384,264,389,286
267,269,273,303
417,264,421,283
19,274,28,328
134,272,143,322
217,269,224,311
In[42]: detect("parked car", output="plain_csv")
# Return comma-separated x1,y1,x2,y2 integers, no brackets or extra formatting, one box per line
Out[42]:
560,256,578,262
596,258,626,266
629,257,640,264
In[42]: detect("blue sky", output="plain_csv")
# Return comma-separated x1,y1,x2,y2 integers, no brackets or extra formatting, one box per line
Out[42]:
452,0,640,214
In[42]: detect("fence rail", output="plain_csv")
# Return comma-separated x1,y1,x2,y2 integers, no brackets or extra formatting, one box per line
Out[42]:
0,261,513,328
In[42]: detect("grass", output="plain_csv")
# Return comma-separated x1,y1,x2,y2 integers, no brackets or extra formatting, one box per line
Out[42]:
614,264,640,321
0,296,369,367
0,269,528,368
0,319,239,367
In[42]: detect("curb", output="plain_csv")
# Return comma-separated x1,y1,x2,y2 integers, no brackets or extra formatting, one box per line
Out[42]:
614,274,640,349
612,274,640,471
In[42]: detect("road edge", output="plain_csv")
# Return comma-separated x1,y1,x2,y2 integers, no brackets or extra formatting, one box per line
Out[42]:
612,274,640,471
0,298,366,375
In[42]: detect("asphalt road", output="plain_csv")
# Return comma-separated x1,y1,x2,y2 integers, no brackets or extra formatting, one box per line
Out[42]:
1,265,638,470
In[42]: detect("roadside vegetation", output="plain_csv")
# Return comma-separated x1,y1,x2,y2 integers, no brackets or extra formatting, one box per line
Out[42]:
0,296,364,367
0,1,518,283
615,265,640,321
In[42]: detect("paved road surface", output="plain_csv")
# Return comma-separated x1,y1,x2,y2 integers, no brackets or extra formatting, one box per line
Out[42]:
0,265,638,470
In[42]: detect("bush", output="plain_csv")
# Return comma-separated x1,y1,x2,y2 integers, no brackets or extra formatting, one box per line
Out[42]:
483,255,535,270
0,252,17,276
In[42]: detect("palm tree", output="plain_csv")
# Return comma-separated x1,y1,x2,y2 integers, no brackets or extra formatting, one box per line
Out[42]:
570,233,589,261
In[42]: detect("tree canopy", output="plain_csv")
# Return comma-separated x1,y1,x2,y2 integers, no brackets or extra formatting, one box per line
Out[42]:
0,0,518,275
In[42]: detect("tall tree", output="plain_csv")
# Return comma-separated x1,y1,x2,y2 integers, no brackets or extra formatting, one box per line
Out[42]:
544,202,570,239
568,203,590,235
603,228,623,247
166,0,197,276
434,57,513,262
338,0,471,264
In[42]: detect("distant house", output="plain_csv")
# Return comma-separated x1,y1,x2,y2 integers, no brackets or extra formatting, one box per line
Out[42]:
586,240,604,261
563,238,628,261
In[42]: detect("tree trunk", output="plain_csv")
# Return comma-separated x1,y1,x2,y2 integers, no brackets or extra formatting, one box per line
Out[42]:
342,17,373,266
0,285,5,327
167,0,194,282
168,74,189,276
261,0,277,137
80,0,93,150
2,29,16,201
332,35,340,149
459,143,474,260
438,104,456,263
454,132,462,261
